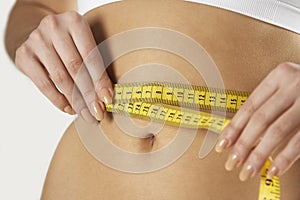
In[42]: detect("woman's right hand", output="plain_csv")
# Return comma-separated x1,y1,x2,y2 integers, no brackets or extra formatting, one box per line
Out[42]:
15,11,113,123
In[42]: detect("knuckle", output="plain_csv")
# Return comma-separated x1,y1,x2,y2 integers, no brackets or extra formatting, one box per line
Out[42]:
82,88,96,102
269,125,285,139
252,110,268,127
15,44,32,72
65,11,83,24
276,62,295,75
38,78,53,92
241,100,256,114
51,70,68,86
235,138,251,153
42,14,59,29
29,29,43,42
227,121,241,133
67,59,83,75
277,154,292,167
250,150,266,164
16,43,31,58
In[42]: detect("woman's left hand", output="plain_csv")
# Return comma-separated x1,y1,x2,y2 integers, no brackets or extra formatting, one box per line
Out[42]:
215,62,300,181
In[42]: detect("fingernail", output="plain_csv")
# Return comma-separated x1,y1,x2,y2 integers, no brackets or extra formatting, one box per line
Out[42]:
225,152,240,171
99,88,112,105
239,163,256,182
81,108,96,124
215,138,229,153
267,165,279,180
64,105,75,115
91,101,104,121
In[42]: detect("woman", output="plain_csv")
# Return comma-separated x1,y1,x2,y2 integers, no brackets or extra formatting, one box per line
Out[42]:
5,0,300,199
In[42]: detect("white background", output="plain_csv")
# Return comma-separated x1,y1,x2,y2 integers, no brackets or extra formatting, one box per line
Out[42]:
0,1,74,199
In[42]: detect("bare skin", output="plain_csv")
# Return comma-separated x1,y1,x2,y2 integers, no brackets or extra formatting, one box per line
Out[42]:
6,0,113,122
5,0,300,199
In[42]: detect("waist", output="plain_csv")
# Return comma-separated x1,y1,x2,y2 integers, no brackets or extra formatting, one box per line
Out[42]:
42,1,300,199
83,0,300,151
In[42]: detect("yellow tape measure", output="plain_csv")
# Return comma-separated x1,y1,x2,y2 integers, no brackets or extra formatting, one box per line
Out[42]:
259,158,281,200
112,82,249,113
105,82,280,200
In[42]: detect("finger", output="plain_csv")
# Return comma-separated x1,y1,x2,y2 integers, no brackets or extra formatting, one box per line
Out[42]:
215,71,279,152
30,30,78,110
66,12,106,83
267,131,300,179
239,102,300,181
16,49,70,113
224,88,295,172
50,30,96,121
28,29,90,118
72,84,97,123
66,13,113,111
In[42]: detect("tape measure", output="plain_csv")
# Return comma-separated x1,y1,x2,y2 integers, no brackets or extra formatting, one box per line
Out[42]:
259,158,281,200
105,82,280,200
110,82,249,113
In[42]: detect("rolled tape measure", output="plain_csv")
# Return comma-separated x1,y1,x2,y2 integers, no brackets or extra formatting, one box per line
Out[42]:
105,82,280,200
